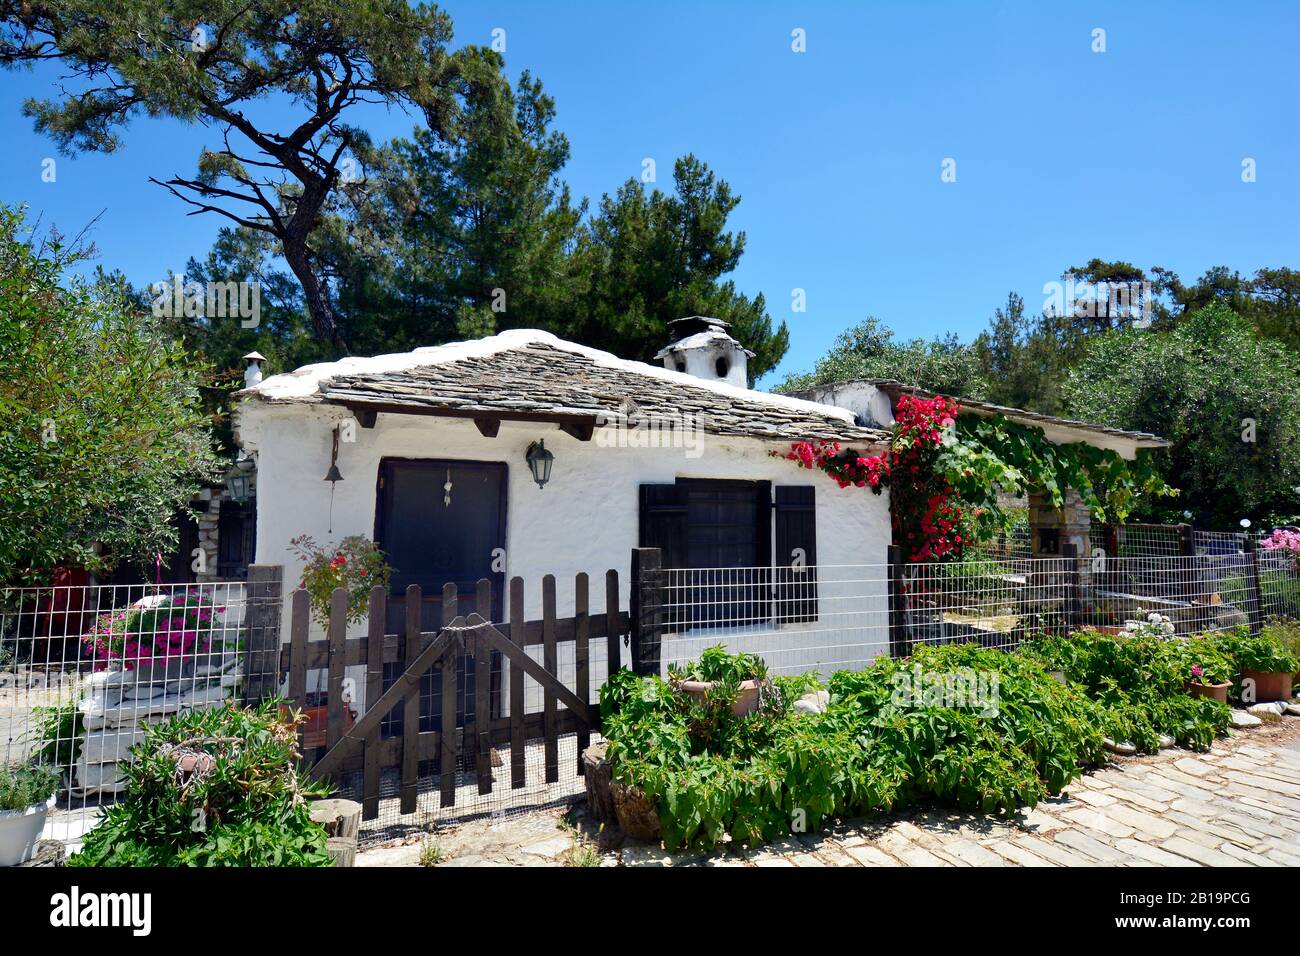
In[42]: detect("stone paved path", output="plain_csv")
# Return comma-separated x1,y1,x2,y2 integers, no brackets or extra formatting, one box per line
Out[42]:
357,718,1300,867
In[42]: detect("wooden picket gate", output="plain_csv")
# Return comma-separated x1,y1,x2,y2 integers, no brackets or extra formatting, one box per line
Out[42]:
280,571,627,820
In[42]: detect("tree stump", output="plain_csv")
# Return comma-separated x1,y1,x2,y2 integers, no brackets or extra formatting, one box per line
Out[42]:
582,742,615,822
326,836,357,867
310,798,361,866
611,780,661,842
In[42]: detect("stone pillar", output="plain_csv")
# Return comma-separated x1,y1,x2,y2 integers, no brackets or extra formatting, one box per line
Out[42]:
195,489,222,582
1028,488,1091,560
1028,488,1094,632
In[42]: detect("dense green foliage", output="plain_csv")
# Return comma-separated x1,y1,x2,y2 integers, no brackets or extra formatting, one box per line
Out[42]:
1064,304,1300,528
603,635,1241,850
1263,619,1300,666
0,761,60,811
0,205,220,585
602,644,1114,850
775,316,986,398
1209,627,1298,677
1018,631,1232,751
28,703,82,769
943,413,1173,535
71,701,333,867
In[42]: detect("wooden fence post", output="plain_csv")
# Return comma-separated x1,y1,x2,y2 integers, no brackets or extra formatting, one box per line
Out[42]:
1244,536,1265,636
630,548,663,677
242,564,283,704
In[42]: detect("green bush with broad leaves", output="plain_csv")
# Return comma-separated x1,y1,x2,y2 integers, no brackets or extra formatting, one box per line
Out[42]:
603,634,1243,851
1017,629,1231,751
0,762,60,811
602,643,1112,851
70,701,333,867
1209,627,1299,675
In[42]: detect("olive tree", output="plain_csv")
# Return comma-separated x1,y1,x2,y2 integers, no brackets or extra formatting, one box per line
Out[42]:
0,205,220,585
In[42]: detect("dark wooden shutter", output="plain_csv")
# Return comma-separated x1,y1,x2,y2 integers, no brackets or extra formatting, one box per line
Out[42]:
774,486,818,622
639,484,689,628
639,484,689,568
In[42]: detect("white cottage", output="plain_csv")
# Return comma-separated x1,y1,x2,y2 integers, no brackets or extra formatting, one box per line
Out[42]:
235,319,894,677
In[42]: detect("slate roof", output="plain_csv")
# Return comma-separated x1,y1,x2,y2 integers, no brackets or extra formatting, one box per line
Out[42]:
868,380,1168,446
248,333,888,445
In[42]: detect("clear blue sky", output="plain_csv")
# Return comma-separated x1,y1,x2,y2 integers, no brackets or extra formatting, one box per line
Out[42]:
2,0,1296,383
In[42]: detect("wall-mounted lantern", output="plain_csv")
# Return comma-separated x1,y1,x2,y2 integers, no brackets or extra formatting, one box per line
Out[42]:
526,440,554,489
226,450,256,503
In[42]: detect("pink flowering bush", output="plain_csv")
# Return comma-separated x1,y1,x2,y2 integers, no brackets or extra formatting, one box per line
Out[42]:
1261,528,1300,573
82,592,223,672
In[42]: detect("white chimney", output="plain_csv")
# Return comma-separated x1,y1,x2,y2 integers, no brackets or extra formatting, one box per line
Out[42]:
655,316,754,388
243,351,265,389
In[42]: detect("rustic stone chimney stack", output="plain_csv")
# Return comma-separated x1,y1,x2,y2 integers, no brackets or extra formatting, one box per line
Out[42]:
655,316,754,388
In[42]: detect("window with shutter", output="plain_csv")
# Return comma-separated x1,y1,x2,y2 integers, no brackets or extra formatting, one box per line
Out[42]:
639,480,775,630
774,486,819,622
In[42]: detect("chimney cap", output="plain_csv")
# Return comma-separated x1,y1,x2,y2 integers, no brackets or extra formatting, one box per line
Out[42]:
667,315,731,335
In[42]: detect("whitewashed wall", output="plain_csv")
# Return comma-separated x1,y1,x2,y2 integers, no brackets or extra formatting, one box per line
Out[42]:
238,401,892,700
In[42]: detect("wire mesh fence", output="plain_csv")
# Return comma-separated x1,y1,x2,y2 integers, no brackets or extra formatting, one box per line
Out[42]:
660,551,1295,678
660,565,890,676
5,529,1298,851
1,581,252,844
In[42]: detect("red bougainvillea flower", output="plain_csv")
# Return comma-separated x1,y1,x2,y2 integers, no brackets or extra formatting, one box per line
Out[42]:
775,393,967,562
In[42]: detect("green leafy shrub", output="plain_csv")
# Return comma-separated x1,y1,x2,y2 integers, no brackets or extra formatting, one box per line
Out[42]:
0,762,60,811
1210,627,1299,674
70,700,333,867
602,644,1111,851
28,702,83,769
1017,629,1230,751
1263,619,1300,664
667,645,768,684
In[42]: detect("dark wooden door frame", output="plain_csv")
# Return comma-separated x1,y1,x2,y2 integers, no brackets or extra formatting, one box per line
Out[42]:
372,456,509,734
373,456,509,621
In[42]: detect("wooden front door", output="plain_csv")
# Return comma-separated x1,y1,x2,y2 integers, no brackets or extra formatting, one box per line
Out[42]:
375,458,507,740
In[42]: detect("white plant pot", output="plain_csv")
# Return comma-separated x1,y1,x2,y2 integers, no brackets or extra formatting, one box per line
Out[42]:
0,796,55,866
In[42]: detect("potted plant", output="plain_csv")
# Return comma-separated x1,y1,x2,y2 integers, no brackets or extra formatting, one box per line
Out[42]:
289,534,392,628
1211,629,1298,703
0,763,60,866
668,645,768,716
82,590,225,683
1184,644,1234,704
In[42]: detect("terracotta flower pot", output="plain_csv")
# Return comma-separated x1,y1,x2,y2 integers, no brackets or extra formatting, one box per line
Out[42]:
676,679,762,716
1186,680,1231,704
1241,670,1293,703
